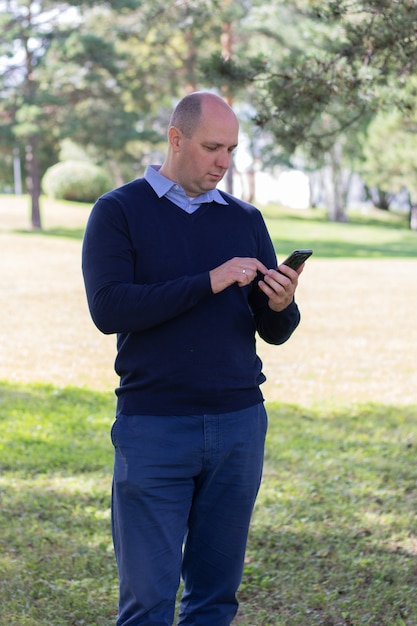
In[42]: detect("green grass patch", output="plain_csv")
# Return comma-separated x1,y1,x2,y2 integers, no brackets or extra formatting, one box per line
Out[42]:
262,206,417,259
0,382,116,626
1,382,417,625
15,226,87,240
0,383,115,475
1,196,416,623
1,194,416,258
238,402,417,625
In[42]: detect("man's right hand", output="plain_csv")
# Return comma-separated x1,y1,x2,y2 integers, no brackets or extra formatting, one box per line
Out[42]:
209,257,269,294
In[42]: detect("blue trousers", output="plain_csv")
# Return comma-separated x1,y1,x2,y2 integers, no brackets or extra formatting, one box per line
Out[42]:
110,403,267,626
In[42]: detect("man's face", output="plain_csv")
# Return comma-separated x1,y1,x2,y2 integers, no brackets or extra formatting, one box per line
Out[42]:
174,100,239,198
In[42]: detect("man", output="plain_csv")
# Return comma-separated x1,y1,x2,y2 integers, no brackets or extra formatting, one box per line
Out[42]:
82,91,304,625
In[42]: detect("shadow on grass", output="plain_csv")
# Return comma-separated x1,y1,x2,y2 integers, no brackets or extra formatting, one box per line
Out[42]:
270,236,417,258
13,225,417,257
236,402,417,624
262,206,410,230
0,474,118,626
1,382,417,625
11,204,417,258
238,526,417,625
0,381,117,624
14,226,85,240
0,381,115,475
13,226,417,258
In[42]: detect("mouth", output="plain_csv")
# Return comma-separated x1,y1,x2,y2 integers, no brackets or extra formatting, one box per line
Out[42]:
208,172,224,182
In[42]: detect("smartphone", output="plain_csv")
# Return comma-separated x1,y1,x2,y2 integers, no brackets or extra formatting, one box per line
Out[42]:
279,249,313,272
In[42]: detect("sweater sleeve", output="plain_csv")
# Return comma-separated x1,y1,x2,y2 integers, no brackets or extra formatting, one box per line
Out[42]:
81,198,213,335
252,298,301,345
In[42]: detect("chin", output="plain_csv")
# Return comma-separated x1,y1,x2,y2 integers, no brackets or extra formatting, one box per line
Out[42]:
205,180,219,190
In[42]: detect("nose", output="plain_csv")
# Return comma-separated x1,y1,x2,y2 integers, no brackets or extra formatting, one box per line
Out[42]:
215,149,232,170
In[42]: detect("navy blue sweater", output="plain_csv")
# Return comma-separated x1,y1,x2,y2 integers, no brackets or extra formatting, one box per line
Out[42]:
82,178,300,415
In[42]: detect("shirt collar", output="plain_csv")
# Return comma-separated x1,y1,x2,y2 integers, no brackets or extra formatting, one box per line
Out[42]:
144,164,228,206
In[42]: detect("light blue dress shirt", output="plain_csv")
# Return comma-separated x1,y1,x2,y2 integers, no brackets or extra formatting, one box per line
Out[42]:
144,165,228,214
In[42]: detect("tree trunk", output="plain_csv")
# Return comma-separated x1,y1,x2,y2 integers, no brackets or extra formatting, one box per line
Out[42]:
365,186,392,210
110,160,125,188
409,203,417,231
26,140,42,230
224,165,234,195
246,166,255,203
322,141,351,222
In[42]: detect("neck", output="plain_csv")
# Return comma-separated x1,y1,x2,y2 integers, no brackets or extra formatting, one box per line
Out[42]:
158,161,175,183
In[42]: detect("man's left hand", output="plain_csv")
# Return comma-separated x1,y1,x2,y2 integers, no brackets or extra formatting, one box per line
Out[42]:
258,264,304,312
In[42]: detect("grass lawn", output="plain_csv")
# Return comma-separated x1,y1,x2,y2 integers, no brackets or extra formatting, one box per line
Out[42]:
0,195,416,625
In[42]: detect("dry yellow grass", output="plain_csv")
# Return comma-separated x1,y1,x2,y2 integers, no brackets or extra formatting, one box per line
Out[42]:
259,257,417,407
1,196,416,407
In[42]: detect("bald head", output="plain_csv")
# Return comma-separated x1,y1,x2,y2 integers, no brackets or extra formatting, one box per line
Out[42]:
169,92,237,138
159,91,239,197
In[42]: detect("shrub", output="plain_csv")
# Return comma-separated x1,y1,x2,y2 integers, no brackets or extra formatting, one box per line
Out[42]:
42,160,113,203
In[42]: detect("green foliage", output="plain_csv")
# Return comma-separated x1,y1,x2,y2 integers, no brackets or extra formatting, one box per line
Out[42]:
0,146,15,192
207,0,417,157
0,0,143,226
360,109,417,200
1,382,417,624
3,0,417,226
42,160,114,203
59,138,92,162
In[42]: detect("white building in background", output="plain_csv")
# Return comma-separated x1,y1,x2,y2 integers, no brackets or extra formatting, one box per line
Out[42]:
220,167,311,209
221,131,311,209
268,169,310,209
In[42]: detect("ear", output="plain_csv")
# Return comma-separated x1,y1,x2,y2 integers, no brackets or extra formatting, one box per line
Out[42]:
167,126,183,153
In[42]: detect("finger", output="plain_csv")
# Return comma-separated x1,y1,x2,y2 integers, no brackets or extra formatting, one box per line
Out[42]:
238,261,266,282
237,258,269,274
257,280,274,296
268,267,299,288
237,266,255,285
253,259,270,275
275,264,301,281
262,273,288,292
